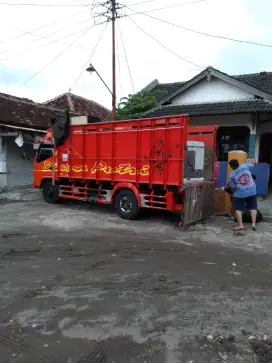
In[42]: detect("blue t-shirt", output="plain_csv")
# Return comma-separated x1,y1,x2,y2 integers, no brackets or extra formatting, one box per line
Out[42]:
229,163,256,198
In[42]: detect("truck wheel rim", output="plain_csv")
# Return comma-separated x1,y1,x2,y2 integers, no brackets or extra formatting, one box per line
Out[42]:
120,197,132,213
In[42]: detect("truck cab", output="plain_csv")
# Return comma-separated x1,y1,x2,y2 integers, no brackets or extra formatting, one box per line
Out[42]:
33,129,53,189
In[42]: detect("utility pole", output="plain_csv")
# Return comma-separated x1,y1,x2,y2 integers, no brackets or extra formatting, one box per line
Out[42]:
93,0,122,121
111,0,117,121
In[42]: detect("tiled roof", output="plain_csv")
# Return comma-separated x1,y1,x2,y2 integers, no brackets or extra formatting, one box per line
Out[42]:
145,99,272,118
153,82,185,102
234,72,272,95
0,92,67,130
152,71,272,102
0,91,110,131
43,92,110,122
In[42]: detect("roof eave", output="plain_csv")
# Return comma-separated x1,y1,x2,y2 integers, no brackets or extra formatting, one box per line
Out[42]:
212,68,272,101
0,123,47,133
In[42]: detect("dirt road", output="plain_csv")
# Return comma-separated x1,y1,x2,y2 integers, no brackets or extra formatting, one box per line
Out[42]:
0,198,272,362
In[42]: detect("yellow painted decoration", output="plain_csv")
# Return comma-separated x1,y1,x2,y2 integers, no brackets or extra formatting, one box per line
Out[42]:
90,161,149,176
41,161,150,176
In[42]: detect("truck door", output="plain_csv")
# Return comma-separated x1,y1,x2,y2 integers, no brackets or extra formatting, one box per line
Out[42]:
36,143,53,163
33,142,53,188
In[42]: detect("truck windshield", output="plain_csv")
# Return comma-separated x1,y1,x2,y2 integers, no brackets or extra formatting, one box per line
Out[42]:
36,143,53,163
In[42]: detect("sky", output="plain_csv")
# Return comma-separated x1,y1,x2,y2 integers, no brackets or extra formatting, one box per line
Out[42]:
0,0,271,110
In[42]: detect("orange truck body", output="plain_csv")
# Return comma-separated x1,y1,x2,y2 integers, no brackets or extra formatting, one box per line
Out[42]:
33,115,217,219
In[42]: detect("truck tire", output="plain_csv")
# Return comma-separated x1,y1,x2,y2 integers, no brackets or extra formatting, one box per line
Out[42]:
114,189,139,220
42,180,59,204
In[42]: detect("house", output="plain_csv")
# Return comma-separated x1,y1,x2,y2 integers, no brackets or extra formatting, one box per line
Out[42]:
0,91,110,189
0,92,67,189
144,67,272,165
43,92,110,122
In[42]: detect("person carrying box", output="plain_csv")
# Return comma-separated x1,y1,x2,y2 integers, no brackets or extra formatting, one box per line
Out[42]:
225,159,257,231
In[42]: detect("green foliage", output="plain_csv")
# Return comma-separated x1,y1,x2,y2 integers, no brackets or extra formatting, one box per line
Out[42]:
109,90,166,121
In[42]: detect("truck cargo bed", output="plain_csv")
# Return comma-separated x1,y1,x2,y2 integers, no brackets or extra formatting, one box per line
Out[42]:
54,116,188,188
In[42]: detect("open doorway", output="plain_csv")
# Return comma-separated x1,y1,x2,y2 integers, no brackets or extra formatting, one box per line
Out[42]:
259,133,272,183
216,126,250,161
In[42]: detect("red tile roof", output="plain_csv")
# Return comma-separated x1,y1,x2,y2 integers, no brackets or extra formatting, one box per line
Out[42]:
0,92,66,131
43,92,110,122
0,91,110,131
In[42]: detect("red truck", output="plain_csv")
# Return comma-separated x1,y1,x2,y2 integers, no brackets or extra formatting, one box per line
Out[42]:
33,114,217,220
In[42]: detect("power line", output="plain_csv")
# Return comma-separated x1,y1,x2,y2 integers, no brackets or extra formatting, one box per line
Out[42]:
123,11,203,69
72,0,93,10
116,26,123,100
0,21,105,63
117,19,134,93
18,24,95,88
128,0,206,15
0,2,97,57
0,1,91,6
0,21,163,66
126,6,272,49
70,22,108,90
2,26,162,64
0,16,92,56
94,0,120,120
127,0,158,6
0,8,89,44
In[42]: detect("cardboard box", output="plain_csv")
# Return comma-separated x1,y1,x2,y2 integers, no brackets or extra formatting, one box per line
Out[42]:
214,189,232,215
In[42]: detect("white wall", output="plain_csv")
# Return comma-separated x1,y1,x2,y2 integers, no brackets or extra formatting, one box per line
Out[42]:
6,139,36,187
0,137,7,188
171,77,255,105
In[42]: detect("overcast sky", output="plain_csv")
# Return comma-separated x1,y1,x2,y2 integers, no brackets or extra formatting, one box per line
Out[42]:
0,0,271,109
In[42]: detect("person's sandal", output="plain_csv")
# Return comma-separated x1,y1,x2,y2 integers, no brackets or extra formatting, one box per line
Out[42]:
252,226,256,231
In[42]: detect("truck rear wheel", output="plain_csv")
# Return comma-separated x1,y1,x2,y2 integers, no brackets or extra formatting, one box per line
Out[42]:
114,190,139,220
42,180,59,204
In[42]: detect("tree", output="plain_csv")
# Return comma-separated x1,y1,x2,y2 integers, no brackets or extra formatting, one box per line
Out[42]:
110,90,166,121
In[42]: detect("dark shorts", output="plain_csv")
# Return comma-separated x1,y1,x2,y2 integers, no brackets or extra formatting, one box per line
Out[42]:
232,195,257,211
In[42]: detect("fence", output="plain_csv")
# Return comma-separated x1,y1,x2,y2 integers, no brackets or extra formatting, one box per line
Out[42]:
182,181,215,226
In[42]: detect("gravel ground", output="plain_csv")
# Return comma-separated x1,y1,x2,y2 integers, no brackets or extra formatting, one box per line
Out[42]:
0,195,272,363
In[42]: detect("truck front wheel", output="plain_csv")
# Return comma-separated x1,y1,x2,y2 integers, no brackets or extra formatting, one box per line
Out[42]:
42,180,59,204
114,190,139,220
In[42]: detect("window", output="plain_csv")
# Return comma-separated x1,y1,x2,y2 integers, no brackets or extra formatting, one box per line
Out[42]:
36,143,53,163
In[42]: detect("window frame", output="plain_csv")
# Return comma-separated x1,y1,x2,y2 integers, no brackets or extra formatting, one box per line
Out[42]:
36,142,53,163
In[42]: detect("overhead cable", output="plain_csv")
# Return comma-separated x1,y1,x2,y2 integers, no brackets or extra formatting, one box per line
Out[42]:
116,27,123,99
0,2,91,6
117,19,134,93
70,22,108,90
18,24,97,87
126,6,272,49
0,17,93,56
128,0,206,15
127,0,158,6
72,0,93,10
0,9,89,44
0,21,106,63
123,11,203,69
